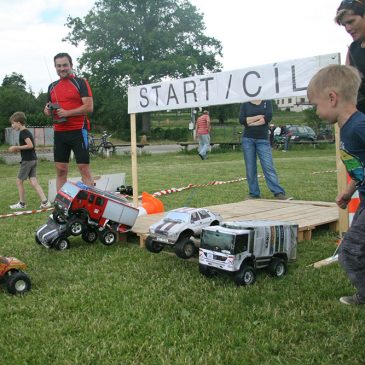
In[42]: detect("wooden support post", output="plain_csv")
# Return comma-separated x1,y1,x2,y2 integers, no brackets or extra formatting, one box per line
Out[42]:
130,113,139,208
335,124,349,235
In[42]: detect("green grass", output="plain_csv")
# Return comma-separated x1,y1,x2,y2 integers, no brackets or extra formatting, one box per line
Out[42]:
1,147,365,365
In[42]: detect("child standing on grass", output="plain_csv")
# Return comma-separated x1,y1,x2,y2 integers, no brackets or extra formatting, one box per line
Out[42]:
308,64,365,306
8,112,51,210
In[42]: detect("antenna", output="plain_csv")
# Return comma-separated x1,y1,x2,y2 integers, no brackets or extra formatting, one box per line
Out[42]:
43,57,66,123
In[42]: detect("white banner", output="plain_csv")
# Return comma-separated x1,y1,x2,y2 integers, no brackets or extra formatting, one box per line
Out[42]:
128,53,340,114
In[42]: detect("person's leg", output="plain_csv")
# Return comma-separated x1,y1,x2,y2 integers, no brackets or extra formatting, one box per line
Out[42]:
16,178,25,203
77,164,94,186
199,134,209,159
54,131,72,191
27,161,48,202
339,203,365,303
55,162,69,191
242,137,260,197
29,177,47,202
256,139,285,196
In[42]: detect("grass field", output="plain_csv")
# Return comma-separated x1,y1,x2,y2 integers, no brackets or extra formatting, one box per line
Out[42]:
1,146,365,365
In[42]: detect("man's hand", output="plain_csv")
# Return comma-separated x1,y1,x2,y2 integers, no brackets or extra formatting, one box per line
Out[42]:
44,104,51,116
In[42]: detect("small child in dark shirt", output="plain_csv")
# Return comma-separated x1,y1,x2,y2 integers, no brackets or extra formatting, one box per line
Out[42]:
308,64,365,306
8,111,51,209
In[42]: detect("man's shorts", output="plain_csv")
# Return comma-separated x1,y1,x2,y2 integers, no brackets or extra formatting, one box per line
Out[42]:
54,129,90,164
18,160,37,180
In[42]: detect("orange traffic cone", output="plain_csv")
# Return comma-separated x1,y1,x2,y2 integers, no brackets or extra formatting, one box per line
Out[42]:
138,192,164,216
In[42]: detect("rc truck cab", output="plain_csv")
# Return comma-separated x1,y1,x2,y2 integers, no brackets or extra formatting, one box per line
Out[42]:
37,181,139,249
0,256,31,294
199,220,298,285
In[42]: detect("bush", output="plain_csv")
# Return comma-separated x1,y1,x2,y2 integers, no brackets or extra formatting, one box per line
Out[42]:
150,127,189,141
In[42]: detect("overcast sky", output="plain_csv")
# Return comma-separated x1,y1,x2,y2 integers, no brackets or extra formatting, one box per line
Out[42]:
0,0,350,95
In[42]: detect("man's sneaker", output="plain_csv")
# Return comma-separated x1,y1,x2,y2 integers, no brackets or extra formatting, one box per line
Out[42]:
40,201,52,209
9,202,26,209
340,293,365,306
245,195,261,200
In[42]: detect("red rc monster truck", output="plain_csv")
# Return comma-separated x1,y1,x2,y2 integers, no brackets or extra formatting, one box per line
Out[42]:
0,256,31,294
36,181,139,249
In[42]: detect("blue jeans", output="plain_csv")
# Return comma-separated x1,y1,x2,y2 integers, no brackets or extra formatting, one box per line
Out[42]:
242,137,285,197
198,134,210,159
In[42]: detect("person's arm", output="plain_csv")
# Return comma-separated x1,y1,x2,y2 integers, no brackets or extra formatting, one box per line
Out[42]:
263,100,273,124
8,137,33,153
336,179,357,209
239,103,248,126
56,96,93,118
206,115,211,132
247,115,265,126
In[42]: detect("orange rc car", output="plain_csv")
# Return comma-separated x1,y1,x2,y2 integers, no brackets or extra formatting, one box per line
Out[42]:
0,256,31,294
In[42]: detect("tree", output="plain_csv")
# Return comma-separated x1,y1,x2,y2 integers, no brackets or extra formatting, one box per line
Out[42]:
2,72,27,91
64,0,222,135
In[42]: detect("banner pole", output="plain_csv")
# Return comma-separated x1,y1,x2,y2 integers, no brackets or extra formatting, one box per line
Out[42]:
130,113,139,207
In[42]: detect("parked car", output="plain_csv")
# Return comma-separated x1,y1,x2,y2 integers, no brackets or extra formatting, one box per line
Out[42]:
145,207,223,259
286,125,317,141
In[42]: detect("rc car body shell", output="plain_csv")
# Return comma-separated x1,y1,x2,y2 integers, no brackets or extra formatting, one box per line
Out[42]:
148,207,223,245
54,181,139,233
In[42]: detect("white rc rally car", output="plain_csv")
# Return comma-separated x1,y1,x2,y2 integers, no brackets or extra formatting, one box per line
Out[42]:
145,207,223,259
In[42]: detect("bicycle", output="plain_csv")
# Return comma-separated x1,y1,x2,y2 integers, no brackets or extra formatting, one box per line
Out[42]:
88,131,115,156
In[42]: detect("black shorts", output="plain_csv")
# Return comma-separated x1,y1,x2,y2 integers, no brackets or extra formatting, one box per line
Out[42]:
54,129,89,164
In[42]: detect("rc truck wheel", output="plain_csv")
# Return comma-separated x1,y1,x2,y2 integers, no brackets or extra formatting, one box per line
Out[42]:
82,228,98,243
175,237,197,259
6,271,31,294
145,236,164,253
268,258,287,277
35,233,41,245
68,219,84,236
99,230,117,246
54,237,70,251
199,264,215,277
234,264,256,286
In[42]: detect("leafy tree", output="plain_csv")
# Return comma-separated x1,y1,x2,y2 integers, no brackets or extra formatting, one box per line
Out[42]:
64,0,222,135
2,72,27,91
0,75,50,141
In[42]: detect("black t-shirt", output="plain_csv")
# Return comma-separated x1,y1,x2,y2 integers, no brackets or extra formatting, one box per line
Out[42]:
19,129,37,161
349,41,365,113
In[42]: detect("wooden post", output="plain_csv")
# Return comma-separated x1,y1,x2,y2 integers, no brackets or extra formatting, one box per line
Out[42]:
130,113,139,208
335,124,349,235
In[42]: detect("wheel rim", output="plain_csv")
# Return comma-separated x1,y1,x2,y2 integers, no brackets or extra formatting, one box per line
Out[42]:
184,243,194,256
15,280,26,292
88,232,97,241
58,240,68,250
244,271,253,284
276,263,285,276
105,233,115,244
72,223,82,235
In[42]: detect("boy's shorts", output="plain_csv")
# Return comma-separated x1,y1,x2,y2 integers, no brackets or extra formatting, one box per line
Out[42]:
54,129,90,164
18,160,37,180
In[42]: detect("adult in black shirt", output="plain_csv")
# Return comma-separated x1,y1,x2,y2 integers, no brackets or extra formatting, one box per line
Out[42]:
336,0,365,113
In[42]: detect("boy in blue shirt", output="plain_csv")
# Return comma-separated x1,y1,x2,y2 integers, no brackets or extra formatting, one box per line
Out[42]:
8,112,51,210
308,64,365,306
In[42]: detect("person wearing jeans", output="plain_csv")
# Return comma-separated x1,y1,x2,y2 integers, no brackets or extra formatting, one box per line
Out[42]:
195,110,211,160
239,100,286,199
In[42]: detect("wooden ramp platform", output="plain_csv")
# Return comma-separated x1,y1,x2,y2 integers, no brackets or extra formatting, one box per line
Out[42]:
132,199,339,247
